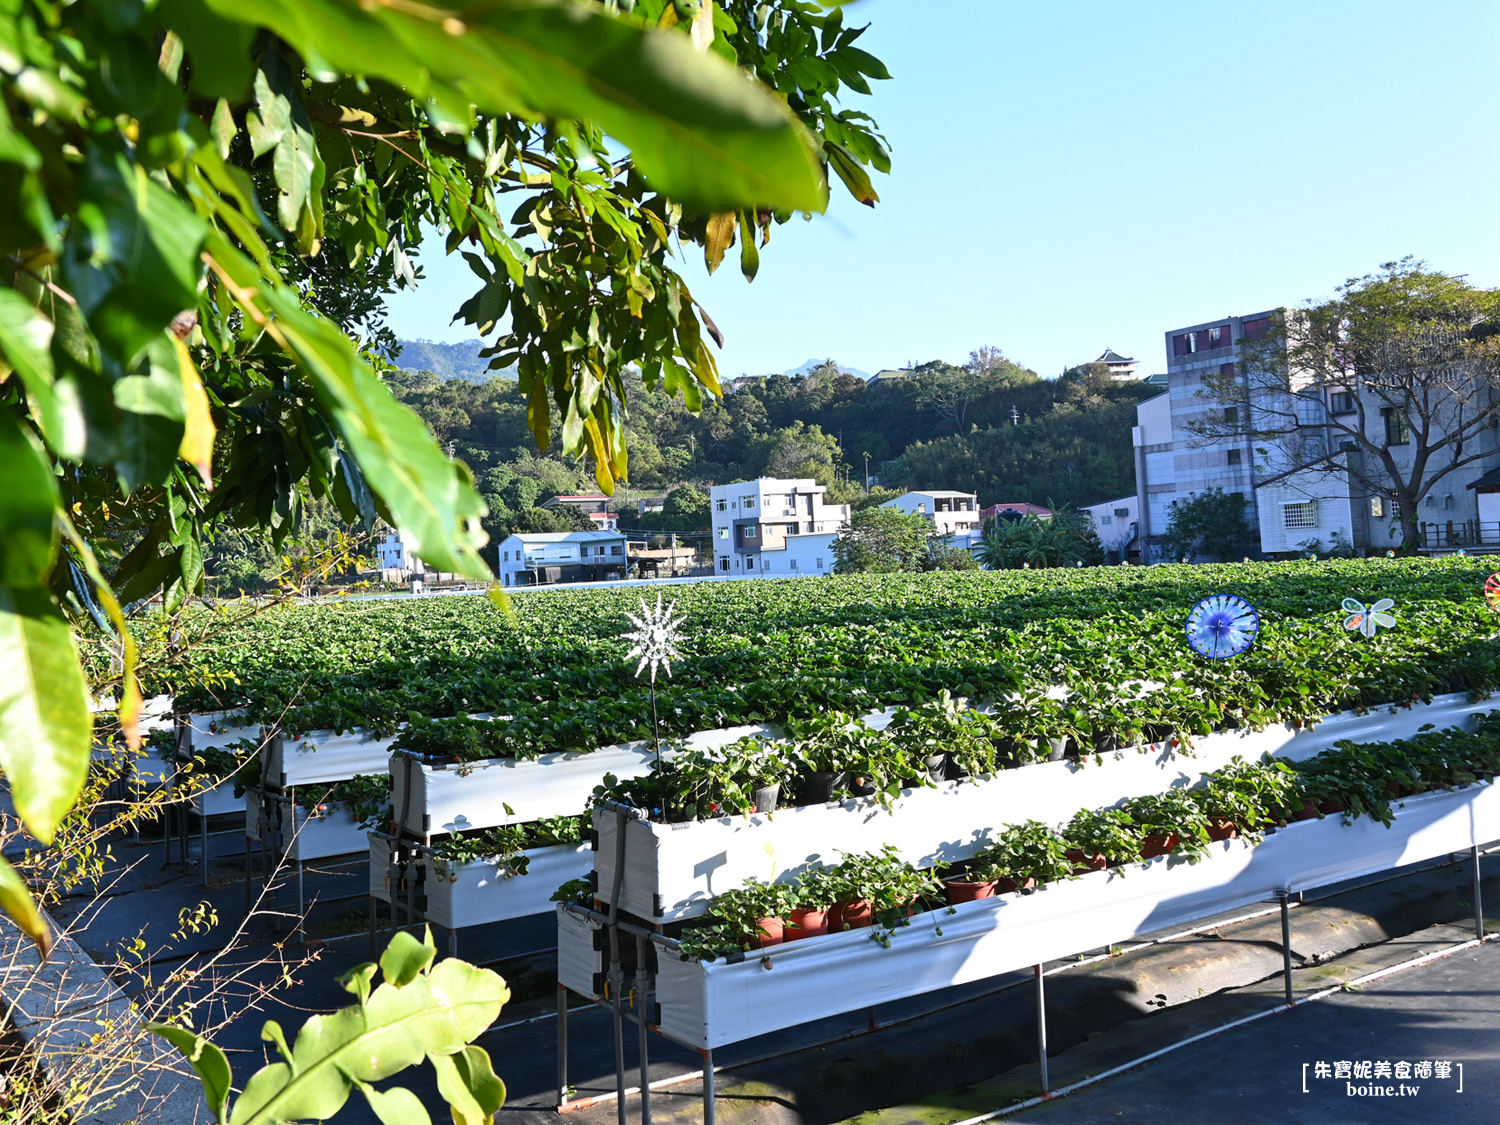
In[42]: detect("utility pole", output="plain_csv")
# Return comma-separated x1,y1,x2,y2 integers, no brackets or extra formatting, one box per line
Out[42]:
862,451,871,491
1011,405,1020,426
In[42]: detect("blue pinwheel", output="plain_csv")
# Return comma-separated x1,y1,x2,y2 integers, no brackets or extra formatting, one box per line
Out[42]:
1185,594,1260,659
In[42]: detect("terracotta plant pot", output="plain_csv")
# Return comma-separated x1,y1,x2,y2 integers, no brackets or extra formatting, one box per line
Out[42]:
1065,849,1108,873
943,877,998,904
1386,781,1408,798
995,876,1038,894
1290,800,1320,822
1318,799,1344,815
785,907,829,941
1139,832,1179,858
1207,819,1239,842
747,916,784,949
830,899,873,930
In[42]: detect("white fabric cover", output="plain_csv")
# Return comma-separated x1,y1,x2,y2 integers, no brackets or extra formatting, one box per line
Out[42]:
266,729,398,788
557,907,603,998
424,843,592,928
369,832,394,900
648,780,1500,1050
181,710,259,753
597,693,1500,921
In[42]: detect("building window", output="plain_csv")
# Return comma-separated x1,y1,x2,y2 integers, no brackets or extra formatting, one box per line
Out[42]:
734,557,740,568
744,496,755,508
715,498,727,511
1370,497,1385,518
1227,448,1242,465
719,557,729,572
1242,317,1271,341
917,502,926,513
1114,507,1130,518
1283,501,1318,530
502,550,508,562
1173,332,1195,356
1382,408,1410,445
1339,439,1360,452
817,558,824,568
743,525,757,540
790,558,799,571
1223,406,1238,424
611,545,622,555
1099,515,1113,526
746,556,755,569
1208,324,1230,349
1330,391,1356,414
718,527,728,539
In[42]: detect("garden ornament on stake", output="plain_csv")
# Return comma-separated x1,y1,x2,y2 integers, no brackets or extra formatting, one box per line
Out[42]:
1343,598,1396,638
1185,594,1260,659
1485,574,1500,612
622,595,685,820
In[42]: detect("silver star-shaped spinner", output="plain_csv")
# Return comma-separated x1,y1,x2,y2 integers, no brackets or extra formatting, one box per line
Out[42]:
621,594,684,682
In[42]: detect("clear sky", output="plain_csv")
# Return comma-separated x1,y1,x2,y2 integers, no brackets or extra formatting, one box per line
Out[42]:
383,0,1500,380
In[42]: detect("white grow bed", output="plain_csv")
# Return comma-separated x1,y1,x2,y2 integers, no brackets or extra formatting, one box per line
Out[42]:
566,779,1500,1051
425,843,593,928
249,794,368,862
264,728,398,789
595,692,1500,922
391,723,773,838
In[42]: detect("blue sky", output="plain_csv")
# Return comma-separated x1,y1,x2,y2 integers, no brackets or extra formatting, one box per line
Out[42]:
384,0,1500,380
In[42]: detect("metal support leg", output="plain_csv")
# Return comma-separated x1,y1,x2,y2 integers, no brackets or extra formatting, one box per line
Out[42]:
635,933,652,1125
369,895,378,958
1035,964,1050,1097
1474,844,1485,940
449,926,457,960
200,810,210,886
1279,890,1295,1007
244,833,253,915
701,1048,715,1125
557,985,570,1108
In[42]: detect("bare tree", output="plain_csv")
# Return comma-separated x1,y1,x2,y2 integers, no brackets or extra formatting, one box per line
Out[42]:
1192,260,1500,548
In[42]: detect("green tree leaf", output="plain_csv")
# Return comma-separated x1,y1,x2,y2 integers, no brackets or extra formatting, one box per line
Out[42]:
201,0,825,212
0,585,90,844
0,408,59,586
378,929,436,987
0,854,50,958
146,1023,234,1123
358,1082,433,1125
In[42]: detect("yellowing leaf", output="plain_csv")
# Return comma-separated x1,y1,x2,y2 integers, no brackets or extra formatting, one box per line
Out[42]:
0,855,50,957
173,335,216,487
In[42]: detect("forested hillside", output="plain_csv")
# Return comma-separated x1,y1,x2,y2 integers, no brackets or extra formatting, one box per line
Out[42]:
387,351,1158,522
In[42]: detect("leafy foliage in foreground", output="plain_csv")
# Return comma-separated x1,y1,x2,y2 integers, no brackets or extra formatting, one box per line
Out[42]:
150,928,509,1125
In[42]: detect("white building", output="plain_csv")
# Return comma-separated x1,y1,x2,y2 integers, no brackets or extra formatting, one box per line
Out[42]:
709,477,850,578
1092,348,1142,380
375,529,418,573
496,530,627,587
882,490,981,541
1081,495,1138,559
540,494,617,530
1132,308,1500,558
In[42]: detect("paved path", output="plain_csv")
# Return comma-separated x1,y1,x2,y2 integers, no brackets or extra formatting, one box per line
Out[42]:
1009,937,1500,1125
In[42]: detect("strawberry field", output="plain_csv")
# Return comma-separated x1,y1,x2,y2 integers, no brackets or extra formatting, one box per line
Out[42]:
136,557,1500,760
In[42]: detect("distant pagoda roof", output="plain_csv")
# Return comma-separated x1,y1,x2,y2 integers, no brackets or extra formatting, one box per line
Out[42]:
1095,348,1136,365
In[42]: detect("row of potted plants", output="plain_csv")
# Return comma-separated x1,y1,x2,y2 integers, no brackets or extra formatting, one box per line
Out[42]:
588,692,1050,820
665,715,1500,961
428,814,590,878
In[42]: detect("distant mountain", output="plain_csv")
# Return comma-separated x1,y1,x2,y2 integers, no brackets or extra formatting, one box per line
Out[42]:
394,338,514,382
782,357,871,381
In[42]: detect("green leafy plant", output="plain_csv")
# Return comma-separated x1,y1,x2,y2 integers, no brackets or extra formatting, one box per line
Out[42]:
296,773,392,831
1063,807,1140,866
1120,790,1213,861
150,928,508,1125
980,820,1076,887
1189,755,1298,840
435,824,531,876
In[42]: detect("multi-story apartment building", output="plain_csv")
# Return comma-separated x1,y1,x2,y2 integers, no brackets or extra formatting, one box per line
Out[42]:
709,477,850,578
882,490,981,541
496,529,627,587
1134,308,1500,557
541,494,618,530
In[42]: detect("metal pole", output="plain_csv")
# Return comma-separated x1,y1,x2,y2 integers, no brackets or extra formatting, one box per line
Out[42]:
636,933,652,1125
200,808,210,886
1474,844,1485,940
1279,891,1295,1007
557,985,570,1108
606,809,629,1125
701,1048,715,1125
296,859,305,943
1035,964,1050,1097
368,894,378,958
